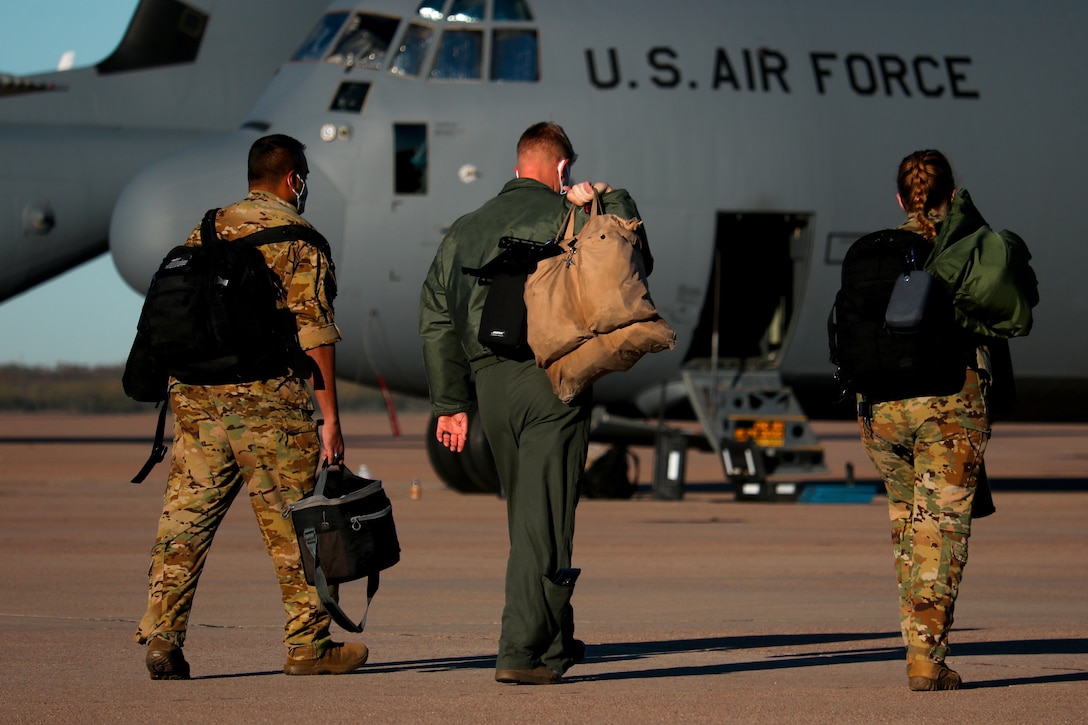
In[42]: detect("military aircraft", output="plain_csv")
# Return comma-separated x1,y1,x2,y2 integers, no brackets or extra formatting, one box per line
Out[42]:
4,0,1086,492
0,0,332,300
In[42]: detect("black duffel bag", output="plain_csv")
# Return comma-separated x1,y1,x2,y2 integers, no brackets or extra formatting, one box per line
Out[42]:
284,463,400,632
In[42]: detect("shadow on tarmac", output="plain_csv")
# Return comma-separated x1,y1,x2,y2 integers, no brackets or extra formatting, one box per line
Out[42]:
203,632,1088,692
578,634,1088,688
571,633,1088,686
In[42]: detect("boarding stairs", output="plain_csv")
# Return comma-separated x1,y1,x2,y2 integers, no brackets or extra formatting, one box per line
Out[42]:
680,361,827,500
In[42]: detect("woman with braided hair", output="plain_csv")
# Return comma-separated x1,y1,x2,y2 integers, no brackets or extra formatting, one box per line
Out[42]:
896,150,956,241
859,149,1037,691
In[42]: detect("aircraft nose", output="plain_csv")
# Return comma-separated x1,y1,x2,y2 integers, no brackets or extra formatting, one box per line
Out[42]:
110,133,255,292
110,130,345,294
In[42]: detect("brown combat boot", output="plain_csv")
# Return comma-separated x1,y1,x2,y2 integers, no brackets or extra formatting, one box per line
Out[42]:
284,641,369,676
146,637,190,680
908,662,962,691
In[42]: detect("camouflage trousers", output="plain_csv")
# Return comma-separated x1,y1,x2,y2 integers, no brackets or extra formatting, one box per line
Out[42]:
135,378,332,651
859,369,989,676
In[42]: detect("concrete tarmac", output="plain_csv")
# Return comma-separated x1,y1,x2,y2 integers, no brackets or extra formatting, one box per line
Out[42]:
0,411,1085,724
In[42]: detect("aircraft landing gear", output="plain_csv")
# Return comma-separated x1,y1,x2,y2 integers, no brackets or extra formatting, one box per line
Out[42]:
424,406,501,495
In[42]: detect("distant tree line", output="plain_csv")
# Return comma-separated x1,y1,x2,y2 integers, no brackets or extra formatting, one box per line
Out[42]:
0,364,429,414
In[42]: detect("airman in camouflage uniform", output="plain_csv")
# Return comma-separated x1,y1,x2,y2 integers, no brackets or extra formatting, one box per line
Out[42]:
856,149,1035,691
860,363,989,688
136,135,368,679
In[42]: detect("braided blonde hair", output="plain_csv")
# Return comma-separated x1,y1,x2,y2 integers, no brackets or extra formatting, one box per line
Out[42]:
896,150,955,240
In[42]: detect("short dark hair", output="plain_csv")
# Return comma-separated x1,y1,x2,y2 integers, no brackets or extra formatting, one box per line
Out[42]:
517,122,576,163
248,134,307,184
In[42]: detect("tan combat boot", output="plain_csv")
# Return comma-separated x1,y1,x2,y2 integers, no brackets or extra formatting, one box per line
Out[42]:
908,661,962,691
284,641,369,676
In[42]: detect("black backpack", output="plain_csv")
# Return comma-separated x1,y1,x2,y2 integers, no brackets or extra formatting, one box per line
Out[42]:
125,209,332,395
123,209,332,482
828,229,967,402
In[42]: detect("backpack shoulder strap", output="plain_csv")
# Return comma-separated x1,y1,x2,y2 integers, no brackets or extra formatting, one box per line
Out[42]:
131,401,170,484
844,228,928,272
239,224,332,259
199,208,222,248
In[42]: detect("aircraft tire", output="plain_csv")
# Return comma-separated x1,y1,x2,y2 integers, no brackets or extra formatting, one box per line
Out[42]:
425,411,500,494
458,406,501,496
425,414,477,493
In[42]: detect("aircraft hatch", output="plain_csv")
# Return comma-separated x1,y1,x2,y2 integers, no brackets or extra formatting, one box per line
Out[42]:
680,212,828,500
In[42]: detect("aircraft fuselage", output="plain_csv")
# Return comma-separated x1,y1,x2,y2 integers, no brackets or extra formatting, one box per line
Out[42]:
104,1,1087,419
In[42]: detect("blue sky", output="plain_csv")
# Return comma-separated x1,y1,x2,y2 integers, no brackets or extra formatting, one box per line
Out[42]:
0,0,141,367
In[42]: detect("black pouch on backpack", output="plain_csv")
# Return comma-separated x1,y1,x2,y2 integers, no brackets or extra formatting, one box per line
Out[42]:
885,268,936,334
464,236,560,360
477,271,531,357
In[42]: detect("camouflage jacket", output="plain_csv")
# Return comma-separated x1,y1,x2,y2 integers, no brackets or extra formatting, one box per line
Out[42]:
172,190,340,407
185,189,341,352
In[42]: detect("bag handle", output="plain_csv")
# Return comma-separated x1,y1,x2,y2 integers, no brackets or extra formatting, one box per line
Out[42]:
558,188,604,242
313,459,332,496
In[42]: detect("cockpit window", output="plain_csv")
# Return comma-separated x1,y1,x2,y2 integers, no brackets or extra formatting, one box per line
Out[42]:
447,0,486,22
494,0,534,21
491,29,538,81
430,29,483,80
416,2,445,22
390,22,435,77
292,12,350,62
326,13,401,70
395,124,428,195
410,0,538,84
329,81,371,113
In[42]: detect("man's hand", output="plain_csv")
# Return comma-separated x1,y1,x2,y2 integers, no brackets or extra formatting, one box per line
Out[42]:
306,343,345,465
320,417,345,466
566,181,613,206
436,412,469,453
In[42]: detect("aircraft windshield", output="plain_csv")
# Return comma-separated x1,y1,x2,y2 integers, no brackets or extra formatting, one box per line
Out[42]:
327,13,401,70
416,0,533,23
447,0,486,22
430,29,483,80
412,0,538,82
293,3,538,83
390,22,435,77
492,29,538,81
494,0,533,21
292,12,351,62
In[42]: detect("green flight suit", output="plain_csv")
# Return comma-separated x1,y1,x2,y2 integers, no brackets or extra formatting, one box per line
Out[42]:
419,178,646,674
